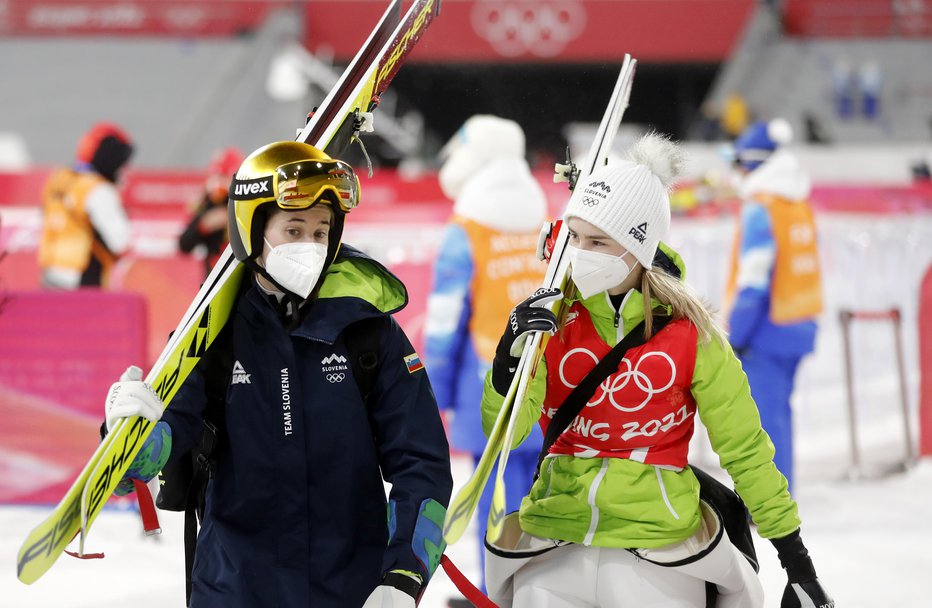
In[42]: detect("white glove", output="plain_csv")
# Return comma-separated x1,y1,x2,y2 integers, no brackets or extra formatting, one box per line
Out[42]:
361,585,416,608
105,365,164,431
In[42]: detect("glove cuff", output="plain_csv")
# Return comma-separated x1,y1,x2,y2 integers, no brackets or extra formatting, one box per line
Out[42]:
770,529,817,583
381,571,423,602
491,354,520,395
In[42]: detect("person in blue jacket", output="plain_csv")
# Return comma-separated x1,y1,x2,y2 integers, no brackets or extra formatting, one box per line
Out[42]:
725,119,823,492
104,141,453,608
425,115,547,593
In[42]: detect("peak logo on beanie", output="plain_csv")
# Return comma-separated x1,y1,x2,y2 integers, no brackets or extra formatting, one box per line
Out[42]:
564,133,684,269
629,222,648,244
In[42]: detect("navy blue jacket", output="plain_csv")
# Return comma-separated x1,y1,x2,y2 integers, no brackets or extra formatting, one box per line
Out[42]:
162,246,453,608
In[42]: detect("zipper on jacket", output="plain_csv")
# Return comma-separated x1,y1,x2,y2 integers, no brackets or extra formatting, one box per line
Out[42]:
583,459,610,546
655,466,681,521
613,291,634,342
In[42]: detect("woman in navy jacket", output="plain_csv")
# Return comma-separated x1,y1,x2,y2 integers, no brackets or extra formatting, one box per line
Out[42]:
105,141,453,608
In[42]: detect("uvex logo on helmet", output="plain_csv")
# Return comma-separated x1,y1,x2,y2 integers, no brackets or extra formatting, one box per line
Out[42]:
231,177,272,200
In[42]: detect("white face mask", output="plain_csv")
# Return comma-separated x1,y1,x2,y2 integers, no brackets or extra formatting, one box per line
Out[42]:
569,246,633,299
262,240,328,298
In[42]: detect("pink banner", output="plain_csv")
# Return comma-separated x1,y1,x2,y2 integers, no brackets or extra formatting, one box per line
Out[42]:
0,290,147,503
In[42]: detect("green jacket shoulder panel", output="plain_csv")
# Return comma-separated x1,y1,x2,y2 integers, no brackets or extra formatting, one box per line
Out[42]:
317,245,407,314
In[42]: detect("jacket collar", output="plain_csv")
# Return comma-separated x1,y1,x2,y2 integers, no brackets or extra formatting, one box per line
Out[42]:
242,244,407,345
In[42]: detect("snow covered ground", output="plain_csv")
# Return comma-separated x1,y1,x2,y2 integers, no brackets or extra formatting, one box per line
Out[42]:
2,450,931,608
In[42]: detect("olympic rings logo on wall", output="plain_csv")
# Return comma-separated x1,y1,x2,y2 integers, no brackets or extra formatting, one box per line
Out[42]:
558,348,677,412
470,0,587,59
326,373,345,383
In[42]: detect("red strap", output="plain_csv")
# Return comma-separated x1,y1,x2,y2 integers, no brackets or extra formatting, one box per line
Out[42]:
64,530,104,560
64,548,105,560
134,479,162,535
439,554,498,608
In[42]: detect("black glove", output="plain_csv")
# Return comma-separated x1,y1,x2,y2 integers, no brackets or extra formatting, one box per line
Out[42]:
770,529,835,608
490,288,561,394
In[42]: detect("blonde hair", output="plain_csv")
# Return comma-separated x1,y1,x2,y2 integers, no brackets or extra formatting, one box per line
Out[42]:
641,266,726,344
557,265,725,346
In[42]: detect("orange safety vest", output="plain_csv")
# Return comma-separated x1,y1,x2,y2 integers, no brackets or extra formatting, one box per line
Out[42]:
38,168,118,281
455,216,546,361
725,194,823,324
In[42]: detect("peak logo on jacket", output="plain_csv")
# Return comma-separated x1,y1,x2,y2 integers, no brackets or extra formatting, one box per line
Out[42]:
231,360,251,384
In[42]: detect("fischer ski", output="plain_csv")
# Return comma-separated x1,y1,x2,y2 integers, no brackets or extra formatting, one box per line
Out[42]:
443,55,638,545
16,251,243,584
17,0,442,585
298,0,440,158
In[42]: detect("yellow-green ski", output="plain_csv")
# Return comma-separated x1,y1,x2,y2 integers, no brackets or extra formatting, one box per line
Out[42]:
17,252,244,584
17,0,442,586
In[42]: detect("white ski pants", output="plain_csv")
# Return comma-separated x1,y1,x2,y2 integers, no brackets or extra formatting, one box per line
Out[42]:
512,543,707,608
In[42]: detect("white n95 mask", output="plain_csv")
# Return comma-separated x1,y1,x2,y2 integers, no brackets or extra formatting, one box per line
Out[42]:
570,246,633,299
263,240,328,298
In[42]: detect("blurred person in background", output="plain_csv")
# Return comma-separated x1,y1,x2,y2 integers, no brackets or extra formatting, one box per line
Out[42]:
725,119,823,493
720,92,750,140
178,146,244,278
102,141,452,608
38,122,134,289
424,115,547,594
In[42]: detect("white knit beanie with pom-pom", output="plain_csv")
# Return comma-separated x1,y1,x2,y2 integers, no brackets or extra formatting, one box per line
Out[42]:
564,133,684,268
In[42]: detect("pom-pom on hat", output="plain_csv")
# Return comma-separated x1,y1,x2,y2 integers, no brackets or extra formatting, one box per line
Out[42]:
564,133,684,268
733,118,793,171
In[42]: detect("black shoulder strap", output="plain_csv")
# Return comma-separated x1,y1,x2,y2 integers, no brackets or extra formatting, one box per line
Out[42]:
184,323,234,605
343,315,386,407
535,315,672,478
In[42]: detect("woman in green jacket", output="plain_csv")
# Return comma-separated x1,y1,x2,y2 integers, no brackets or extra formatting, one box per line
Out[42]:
481,134,833,607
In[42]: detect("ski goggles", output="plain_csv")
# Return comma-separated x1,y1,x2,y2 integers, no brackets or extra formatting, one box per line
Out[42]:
274,158,360,213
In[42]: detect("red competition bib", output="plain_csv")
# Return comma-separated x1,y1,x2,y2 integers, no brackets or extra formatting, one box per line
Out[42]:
542,303,698,469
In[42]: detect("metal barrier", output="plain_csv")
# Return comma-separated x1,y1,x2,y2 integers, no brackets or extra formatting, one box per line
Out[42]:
839,308,916,478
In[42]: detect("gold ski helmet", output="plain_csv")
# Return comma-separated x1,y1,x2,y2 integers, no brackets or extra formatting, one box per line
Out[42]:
228,141,360,266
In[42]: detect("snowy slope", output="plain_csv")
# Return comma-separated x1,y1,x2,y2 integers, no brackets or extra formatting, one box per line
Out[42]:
2,452,931,607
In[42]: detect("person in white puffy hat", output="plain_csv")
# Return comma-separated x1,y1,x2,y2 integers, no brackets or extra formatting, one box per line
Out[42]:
426,115,547,596
479,134,833,607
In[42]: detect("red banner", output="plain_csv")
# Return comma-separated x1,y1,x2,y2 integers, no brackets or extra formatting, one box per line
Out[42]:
0,0,277,37
3,0,755,61
307,0,755,63
783,0,932,38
